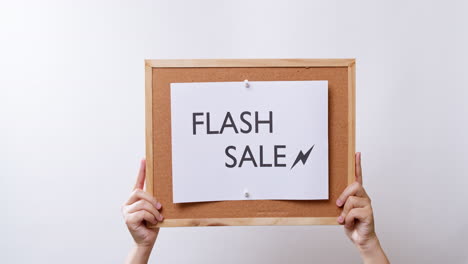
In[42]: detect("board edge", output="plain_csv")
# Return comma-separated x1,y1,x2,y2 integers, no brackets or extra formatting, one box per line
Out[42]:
145,62,154,196
149,217,339,227
145,58,355,68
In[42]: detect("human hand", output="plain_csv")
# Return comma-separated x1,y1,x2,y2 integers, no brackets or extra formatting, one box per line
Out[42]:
122,159,163,264
336,152,389,263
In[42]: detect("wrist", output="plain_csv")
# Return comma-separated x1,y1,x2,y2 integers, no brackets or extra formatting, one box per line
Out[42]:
134,243,154,256
125,243,154,264
357,234,380,253
357,235,389,264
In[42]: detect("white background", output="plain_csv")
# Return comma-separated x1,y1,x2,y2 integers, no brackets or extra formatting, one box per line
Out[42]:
1,1,467,263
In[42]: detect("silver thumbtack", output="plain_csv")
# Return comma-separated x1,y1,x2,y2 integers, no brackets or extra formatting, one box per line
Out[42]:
244,189,250,198
244,79,249,88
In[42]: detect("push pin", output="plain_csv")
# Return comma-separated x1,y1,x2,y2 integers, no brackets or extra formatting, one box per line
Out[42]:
244,79,249,88
244,189,250,198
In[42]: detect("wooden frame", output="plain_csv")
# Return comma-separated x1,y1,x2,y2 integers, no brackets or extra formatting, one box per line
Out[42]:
145,59,355,227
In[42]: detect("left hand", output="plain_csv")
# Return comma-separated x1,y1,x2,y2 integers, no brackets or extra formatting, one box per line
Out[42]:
122,159,162,249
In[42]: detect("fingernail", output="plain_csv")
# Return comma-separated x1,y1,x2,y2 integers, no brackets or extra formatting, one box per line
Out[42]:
336,199,342,206
337,215,343,223
156,202,162,209
160,214,164,221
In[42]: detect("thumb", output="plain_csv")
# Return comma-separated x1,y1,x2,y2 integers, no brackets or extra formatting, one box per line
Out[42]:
133,159,146,190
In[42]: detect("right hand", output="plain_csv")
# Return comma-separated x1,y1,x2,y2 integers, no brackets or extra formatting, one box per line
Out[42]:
122,159,163,248
336,152,389,263
336,152,375,248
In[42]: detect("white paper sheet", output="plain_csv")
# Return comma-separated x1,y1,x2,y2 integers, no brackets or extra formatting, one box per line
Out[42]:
170,80,328,203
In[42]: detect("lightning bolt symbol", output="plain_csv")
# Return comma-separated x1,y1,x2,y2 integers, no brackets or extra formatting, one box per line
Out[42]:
290,145,315,170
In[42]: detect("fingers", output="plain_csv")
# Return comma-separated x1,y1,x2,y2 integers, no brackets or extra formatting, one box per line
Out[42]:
336,181,368,207
126,189,162,210
134,159,146,190
126,199,163,221
355,152,363,185
337,196,370,224
123,159,163,231
125,210,158,226
343,207,372,229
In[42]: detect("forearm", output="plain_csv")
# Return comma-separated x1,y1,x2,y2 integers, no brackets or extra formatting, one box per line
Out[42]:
358,237,389,264
125,244,154,264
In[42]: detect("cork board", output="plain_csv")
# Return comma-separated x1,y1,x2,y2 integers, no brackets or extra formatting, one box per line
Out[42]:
145,59,356,227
